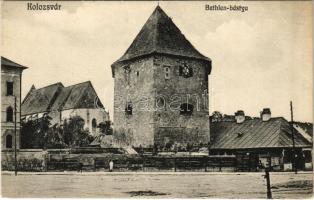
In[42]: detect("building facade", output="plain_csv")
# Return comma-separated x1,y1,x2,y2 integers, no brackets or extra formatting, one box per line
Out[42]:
1,57,27,149
21,81,109,136
112,6,212,148
210,109,313,171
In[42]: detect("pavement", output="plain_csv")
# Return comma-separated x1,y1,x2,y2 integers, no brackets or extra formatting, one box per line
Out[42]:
1,171,313,198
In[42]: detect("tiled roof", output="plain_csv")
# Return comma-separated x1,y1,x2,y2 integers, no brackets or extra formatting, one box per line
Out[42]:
50,81,104,111
1,57,28,69
22,81,104,116
210,117,312,150
113,6,211,65
22,83,63,115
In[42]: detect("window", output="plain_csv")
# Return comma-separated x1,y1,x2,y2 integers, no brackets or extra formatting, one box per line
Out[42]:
136,71,139,77
6,135,13,148
87,110,90,124
124,65,131,85
164,66,170,79
180,103,194,115
92,118,97,128
6,81,13,96
125,102,133,115
6,106,13,122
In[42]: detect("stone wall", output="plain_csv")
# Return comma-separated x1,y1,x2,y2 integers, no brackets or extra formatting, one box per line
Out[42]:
1,149,47,171
113,55,210,147
113,57,156,147
153,55,210,147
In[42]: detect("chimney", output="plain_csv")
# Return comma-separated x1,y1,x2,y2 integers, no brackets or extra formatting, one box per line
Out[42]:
261,108,271,122
235,110,245,124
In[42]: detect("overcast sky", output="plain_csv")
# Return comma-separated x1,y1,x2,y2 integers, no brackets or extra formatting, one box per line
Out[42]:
2,1,312,122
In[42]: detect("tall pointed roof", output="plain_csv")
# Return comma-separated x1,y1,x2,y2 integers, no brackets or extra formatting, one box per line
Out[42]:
113,6,210,64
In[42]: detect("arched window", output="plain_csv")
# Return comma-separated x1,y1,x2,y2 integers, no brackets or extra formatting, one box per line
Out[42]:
92,118,97,128
180,103,194,115
6,106,13,122
6,135,13,148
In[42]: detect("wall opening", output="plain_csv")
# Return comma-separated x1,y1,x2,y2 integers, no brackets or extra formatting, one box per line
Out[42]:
180,103,194,115
125,102,133,116
164,66,170,79
6,81,13,96
6,135,13,148
124,65,131,85
6,106,13,122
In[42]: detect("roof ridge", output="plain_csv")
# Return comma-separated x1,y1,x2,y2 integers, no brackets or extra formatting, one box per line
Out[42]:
64,80,91,88
57,84,76,111
33,82,64,91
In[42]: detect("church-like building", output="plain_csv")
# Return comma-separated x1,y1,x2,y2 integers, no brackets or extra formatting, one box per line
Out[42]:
111,6,212,148
21,81,109,136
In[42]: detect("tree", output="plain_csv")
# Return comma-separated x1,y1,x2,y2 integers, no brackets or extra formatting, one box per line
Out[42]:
63,116,94,147
21,115,52,149
210,111,223,122
21,115,95,149
45,124,66,149
98,121,113,135
21,120,37,148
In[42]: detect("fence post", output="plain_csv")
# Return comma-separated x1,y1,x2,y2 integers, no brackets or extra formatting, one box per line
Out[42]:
94,159,96,172
143,157,145,172
264,168,272,199
204,157,207,172
174,157,177,172
219,158,222,172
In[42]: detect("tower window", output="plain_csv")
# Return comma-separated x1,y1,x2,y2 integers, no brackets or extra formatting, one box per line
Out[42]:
125,102,133,115
92,118,97,133
6,135,13,148
6,106,13,122
92,118,97,128
6,81,13,96
124,65,131,85
136,71,139,77
164,66,170,79
180,103,194,115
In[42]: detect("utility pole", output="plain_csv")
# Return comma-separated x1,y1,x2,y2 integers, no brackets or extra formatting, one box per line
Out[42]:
264,167,272,199
290,101,297,174
14,96,18,176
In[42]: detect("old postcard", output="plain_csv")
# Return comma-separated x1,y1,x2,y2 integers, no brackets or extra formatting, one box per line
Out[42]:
1,0,313,198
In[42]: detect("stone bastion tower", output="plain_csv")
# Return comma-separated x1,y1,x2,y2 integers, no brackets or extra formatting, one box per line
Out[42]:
111,6,212,148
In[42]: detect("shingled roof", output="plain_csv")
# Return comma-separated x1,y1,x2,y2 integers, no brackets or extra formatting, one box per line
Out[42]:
22,83,63,115
22,81,104,116
50,81,104,111
113,6,211,65
1,56,28,69
210,117,312,150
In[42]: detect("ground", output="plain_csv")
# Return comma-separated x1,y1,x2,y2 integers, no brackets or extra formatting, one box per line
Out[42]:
1,171,312,198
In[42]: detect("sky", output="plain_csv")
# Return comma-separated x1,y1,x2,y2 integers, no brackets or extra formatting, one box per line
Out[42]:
1,1,313,122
